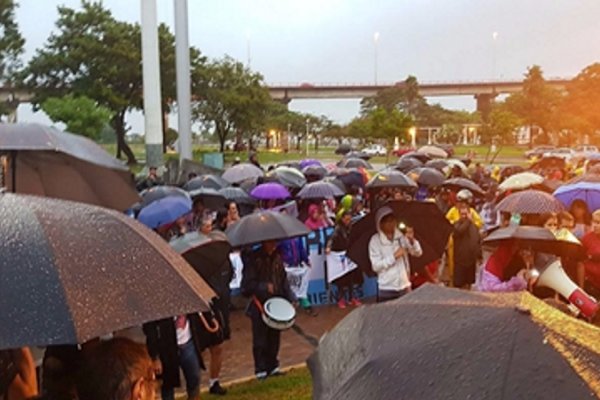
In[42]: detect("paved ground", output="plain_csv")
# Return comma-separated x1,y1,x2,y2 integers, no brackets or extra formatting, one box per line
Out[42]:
118,298,365,391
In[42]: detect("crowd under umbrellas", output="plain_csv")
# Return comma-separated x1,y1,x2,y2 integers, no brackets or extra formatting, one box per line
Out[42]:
2,121,600,399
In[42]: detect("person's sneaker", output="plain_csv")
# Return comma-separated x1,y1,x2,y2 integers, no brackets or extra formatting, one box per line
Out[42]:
351,298,363,307
269,367,286,377
337,298,347,309
256,371,268,381
209,381,227,395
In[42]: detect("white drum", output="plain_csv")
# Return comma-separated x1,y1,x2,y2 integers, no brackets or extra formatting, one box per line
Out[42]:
262,297,296,330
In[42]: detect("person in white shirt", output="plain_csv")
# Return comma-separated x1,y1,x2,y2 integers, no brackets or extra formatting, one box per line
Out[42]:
369,206,423,302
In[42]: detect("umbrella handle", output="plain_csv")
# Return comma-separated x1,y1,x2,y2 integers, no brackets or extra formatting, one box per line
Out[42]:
199,312,220,333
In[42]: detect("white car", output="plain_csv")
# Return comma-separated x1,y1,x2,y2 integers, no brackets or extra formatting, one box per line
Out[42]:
362,144,387,157
542,147,575,161
574,145,599,158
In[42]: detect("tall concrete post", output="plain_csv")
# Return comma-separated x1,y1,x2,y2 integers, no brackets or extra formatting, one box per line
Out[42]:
141,0,163,167
174,0,192,162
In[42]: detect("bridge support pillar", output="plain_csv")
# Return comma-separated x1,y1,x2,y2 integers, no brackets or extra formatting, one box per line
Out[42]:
475,93,496,122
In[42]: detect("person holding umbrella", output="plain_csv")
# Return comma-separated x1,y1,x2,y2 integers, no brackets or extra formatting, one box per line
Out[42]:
241,240,296,381
581,210,600,300
368,206,423,303
452,199,482,289
477,243,532,292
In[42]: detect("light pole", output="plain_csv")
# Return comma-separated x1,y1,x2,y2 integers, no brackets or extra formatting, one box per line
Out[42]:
373,32,380,85
492,31,498,82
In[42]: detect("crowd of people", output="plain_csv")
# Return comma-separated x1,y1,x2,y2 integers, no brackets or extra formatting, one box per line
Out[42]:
4,149,600,400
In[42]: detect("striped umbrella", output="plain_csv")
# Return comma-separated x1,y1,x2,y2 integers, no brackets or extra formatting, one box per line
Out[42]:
495,190,565,214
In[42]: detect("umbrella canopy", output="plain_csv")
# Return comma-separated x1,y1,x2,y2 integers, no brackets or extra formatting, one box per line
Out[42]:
331,169,366,190
407,167,446,187
348,201,453,275
218,186,255,205
483,225,585,260
496,189,565,214
499,172,544,192
531,155,566,170
345,151,371,160
366,170,417,190
225,210,311,247
302,164,328,180
222,163,264,184
308,285,600,400
424,159,448,172
299,159,322,169
137,196,192,229
140,185,191,207
0,123,139,211
416,145,447,158
403,151,431,163
0,193,215,350
170,231,232,285
188,187,227,210
554,182,600,212
183,174,230,191
297,181,345,199
446,158,469,174
442,178,484,196
396,156,423,173
266,166,307,189
334,143,352,155
250,182,291,200
337,158,373,170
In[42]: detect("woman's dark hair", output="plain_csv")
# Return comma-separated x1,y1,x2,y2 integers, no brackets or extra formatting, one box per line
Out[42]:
570,199,591,224
538,212,557,227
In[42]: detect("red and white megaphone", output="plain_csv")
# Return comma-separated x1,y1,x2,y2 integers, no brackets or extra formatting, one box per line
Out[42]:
535,259,599,318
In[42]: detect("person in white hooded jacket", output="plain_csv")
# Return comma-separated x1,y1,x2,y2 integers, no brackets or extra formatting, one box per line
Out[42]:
369,206,423,302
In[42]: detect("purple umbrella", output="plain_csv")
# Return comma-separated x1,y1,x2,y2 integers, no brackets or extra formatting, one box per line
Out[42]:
300,159,323,169
250,182,291,200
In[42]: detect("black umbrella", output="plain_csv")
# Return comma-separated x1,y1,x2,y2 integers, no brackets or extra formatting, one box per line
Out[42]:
495,189,565,214
170,231,232,286
222,163,264,184
345,151,371,160
331,169,366,190
424,159,449,172
266,166,307,189
366,170,417,190
188,187,227,210
0,193,215,350
140,185,191,207
297,181,345,199
225,211,311,247
347,201,453,276
337,158,373,170
308,285,600,400
402,151,431,163
334,143,352,155
483,225,585,260
0,123,139,211
302,165,328,180
531,156,566,170
395,156,423,173
218,186,255,205
407,167,446,187
183,174,230,191
442,177,485,196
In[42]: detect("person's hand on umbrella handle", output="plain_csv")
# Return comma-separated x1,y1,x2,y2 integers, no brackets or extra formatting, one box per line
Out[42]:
153,359,163,376
8,347,38,400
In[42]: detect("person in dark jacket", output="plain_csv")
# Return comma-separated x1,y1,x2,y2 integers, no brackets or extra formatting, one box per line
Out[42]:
142,314,205,400
452,200,482,288
241,240,296,380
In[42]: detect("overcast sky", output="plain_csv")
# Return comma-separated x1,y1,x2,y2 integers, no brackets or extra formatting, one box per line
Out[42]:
15,0,600,132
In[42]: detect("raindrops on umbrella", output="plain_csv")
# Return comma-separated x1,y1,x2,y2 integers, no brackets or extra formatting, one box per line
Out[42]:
222,163,264,184
183,174,230,191
297,181,345,199
137,196,192,229
499,172,543,192
140,185,191,207
495,189,564,214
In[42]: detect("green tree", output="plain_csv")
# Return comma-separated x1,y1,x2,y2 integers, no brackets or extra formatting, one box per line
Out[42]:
191,56,272,152
562,63,600,138
41,94,113,139
505,65,561,146
0,0,25,117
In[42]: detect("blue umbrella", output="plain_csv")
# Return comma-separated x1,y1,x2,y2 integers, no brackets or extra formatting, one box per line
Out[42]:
554,182,600,211
137,196,192,229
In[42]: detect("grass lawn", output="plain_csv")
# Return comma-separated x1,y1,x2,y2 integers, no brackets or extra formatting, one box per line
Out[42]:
210,368,312,400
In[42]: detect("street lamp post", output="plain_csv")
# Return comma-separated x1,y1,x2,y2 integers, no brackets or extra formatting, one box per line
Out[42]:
374,32,380,85
492,31,498,82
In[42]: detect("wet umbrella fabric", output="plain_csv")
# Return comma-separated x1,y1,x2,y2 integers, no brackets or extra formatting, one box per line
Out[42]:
183,174,230,191
554,182,600,212
498,172,544,192
347,201,453,276
140,185,191,207
302,165,328,179
299,159,322,169
0,193,215,350
483,225,585,260
0,123,139,211
267,166,307,189
297,181,345,199
222,163,264,184
250,182,291,200
424,159,448,172
137,196,192,229
417,145,447,158
188,187,227,210
337,158,373,170
366,170,417,190
308,285,600,400
170,231,232,284
495,189,565,214
407,167,446,187
218,187,255,205
442,178,484,196
331,169,366,190
395,157,423,173
225,211,311,247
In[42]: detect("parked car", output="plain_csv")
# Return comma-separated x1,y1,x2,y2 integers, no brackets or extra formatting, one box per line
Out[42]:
574,145,599,158
542,147,575,161
524,145,555,159
362,144,387,157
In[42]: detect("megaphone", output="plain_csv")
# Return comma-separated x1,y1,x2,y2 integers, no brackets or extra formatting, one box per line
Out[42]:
535,259,598,318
